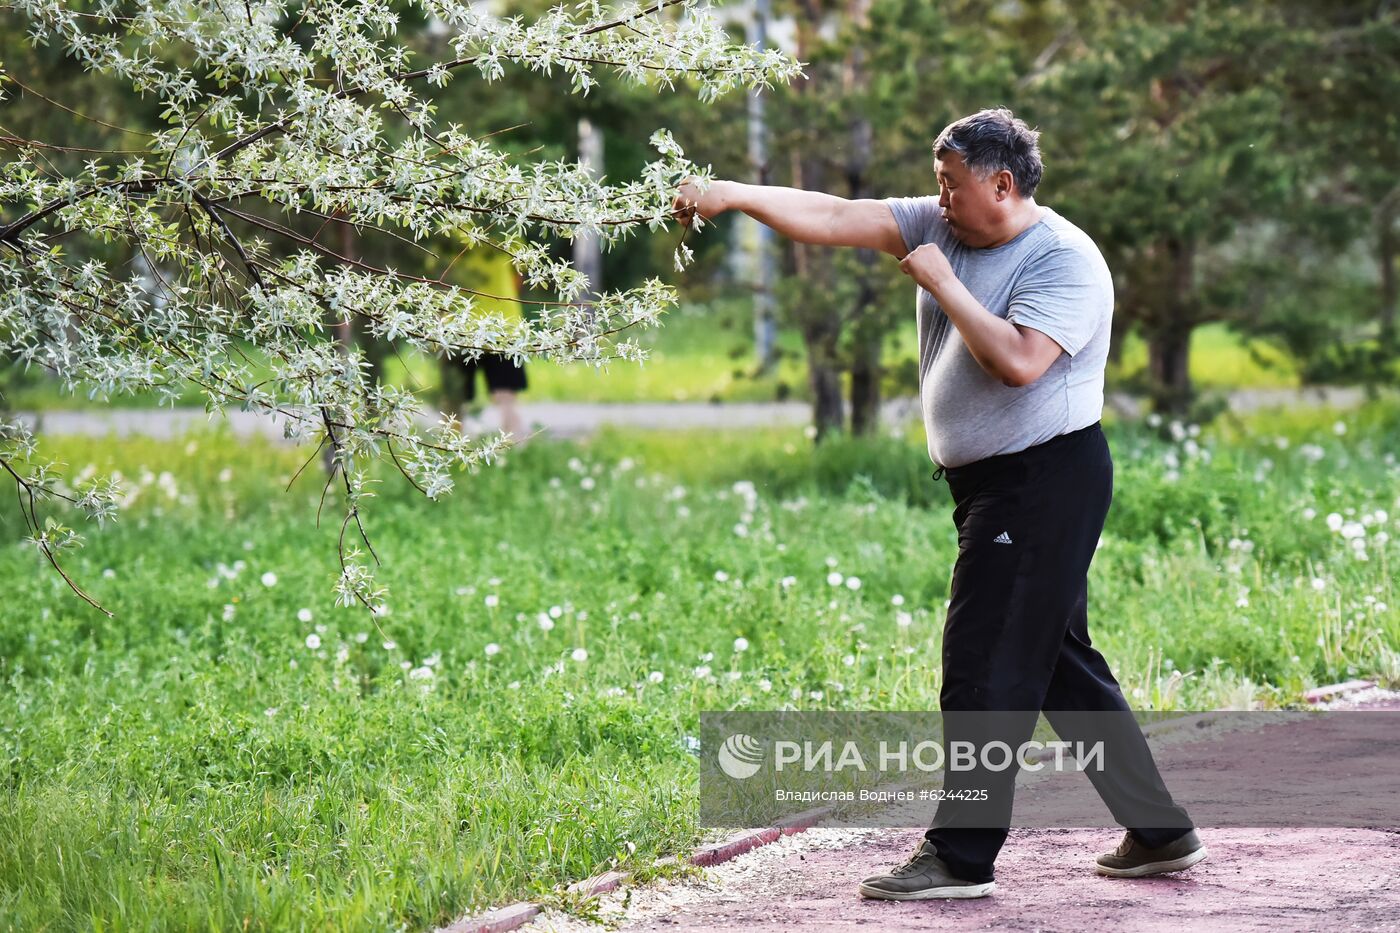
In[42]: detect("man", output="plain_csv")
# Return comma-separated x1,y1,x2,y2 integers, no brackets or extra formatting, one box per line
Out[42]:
674,108,1205,899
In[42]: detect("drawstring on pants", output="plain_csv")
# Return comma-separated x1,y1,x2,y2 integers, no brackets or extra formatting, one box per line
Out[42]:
931,465,946,482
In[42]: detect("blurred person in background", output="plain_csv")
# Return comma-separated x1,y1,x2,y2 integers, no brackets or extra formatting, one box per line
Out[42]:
441,246,528,442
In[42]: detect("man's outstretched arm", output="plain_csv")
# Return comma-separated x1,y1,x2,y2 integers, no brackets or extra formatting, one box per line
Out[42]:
674,179,907,259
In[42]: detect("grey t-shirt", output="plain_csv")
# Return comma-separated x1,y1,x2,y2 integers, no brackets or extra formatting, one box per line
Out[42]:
884,196,1114,469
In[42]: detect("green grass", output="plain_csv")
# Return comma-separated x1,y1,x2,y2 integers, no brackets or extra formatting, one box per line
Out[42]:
4,306,1314,414
1,405,1398,930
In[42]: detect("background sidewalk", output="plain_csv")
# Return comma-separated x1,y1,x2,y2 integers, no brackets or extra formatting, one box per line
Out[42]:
13,387,1379,441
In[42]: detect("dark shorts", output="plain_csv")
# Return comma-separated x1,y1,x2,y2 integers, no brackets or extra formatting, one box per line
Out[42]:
456,352,527,401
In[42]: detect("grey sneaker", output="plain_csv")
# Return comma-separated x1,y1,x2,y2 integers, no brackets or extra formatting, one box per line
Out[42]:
1095,829,1207,878
858,840,996,900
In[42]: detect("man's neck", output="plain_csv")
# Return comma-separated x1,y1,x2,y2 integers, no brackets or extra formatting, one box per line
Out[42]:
982,199,1044,248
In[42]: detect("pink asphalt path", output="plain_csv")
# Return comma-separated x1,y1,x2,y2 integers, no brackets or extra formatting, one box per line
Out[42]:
619,826,1400,932
530,696,1400,932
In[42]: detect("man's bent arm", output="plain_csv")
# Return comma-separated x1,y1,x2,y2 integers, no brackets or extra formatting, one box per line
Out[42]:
920,267,1066,388
678,180,907,258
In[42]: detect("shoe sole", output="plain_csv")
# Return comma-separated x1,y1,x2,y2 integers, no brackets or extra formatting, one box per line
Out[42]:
858,881,996,900
1095,846,1208,878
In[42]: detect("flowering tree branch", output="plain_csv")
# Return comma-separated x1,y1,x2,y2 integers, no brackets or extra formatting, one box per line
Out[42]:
0,0,801,611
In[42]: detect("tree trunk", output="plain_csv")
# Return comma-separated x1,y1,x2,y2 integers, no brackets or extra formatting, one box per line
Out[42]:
804,318,846,441
746,0,778,373
790,138,846,439
1107,276,1131,367
1378,191,1398,350
1146,326,1192,414
574,116,605,304
849,327,881,435
1145,238,1196,414
326,215,359,474
843,0,881,436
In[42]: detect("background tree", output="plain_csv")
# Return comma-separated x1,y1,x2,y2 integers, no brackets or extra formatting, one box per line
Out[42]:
1032,0,1400,412
1241,1,1400,386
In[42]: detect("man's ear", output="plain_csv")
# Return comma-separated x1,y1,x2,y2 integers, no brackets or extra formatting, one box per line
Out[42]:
995,170,1014,201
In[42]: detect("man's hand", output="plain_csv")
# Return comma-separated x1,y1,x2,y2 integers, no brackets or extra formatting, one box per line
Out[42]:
672,178,729,226
898,242,955,290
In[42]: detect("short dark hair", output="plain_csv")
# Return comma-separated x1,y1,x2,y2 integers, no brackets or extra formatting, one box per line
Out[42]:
933,108,1043,198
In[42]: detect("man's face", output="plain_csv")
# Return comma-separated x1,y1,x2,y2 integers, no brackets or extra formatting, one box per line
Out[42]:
935,152,1006,246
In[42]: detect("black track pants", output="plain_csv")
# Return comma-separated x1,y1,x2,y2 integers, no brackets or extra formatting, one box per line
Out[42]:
923,422,1194,883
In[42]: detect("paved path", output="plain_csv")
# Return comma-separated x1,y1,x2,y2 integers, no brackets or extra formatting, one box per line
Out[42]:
13,399,920,441
530,827,1400,933
12,386,1384,441
531,696,1400,932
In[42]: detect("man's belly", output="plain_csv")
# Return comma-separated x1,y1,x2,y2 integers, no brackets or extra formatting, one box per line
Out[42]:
921,354,1071,468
